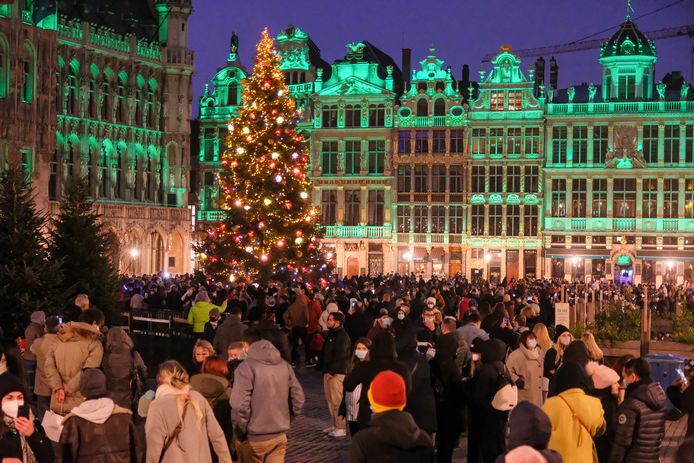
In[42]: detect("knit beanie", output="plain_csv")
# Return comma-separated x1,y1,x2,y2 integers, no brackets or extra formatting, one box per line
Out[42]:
553,325,570,343
367,370,406,413
326,302,339,313
80,368,108,400
0,373,25,402
505,445,547,463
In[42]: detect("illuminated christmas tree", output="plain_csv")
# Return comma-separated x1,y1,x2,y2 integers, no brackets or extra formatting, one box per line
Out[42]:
198,29,326,282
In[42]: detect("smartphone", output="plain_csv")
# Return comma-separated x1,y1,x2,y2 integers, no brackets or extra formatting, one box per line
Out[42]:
17,404,31,419
57,316,63,324
503,317,510,325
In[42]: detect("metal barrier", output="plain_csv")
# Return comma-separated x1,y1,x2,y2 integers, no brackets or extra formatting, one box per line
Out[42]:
121,310,192,337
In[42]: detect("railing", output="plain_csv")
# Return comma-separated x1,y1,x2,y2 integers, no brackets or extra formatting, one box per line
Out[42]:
123,310,190,337
57,18,83,40
323,225,391,239
548,100,694,114
197,210,227,221
571,218,587,231
137,39,161,60
288,82,314,94
432,116,446,127
99,203,189,223
165,47,195,66
614,218,636,232
415,116,429,127
663,219,678,233
89,27,131,53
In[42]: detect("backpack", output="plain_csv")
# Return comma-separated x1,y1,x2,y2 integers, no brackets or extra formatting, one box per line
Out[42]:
492,366,518,411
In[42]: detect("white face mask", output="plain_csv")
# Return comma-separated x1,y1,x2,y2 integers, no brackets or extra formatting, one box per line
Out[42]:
424,316,435,324
527,339,538,349
381,317,392,328
559,335,571,347
1,399,23,418
472,353,481,362
397,313,405,320
355,350,367,360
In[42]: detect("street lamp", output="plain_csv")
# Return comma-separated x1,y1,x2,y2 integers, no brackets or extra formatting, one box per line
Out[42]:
128,247,139,276
572,256,582,282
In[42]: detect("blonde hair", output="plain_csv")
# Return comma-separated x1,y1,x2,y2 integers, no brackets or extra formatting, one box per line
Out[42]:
581,332,604,362
554,332,574,363
75,294,90,310
192,339,215,359
532,323,553,352
157,360,190,389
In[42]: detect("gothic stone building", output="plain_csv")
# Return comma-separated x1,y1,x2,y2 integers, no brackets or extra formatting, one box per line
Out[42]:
196,16,693,284
0,0,194,275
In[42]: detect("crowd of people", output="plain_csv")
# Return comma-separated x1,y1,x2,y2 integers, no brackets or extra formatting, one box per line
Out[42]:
0,272,692,463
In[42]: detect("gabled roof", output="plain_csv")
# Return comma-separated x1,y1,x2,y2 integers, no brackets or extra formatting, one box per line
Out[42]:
333,41,402,94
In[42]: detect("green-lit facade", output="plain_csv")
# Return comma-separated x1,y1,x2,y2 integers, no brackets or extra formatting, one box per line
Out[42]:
196,17,693,282
0,0,195,274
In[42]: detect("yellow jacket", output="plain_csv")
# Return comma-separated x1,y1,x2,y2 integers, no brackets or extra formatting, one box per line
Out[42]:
542,388,606,463
187,300,227,333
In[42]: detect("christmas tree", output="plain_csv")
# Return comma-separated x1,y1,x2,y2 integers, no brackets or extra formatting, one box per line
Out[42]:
50,177,119,323
198,29,327,282
0,167,63,337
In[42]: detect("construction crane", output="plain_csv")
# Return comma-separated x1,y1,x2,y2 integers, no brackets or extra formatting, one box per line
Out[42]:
481,24,694,62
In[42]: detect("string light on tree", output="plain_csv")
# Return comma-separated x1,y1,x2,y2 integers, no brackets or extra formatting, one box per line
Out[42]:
195,28,330,282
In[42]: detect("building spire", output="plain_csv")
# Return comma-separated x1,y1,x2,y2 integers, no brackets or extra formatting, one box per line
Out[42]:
626,0,634,20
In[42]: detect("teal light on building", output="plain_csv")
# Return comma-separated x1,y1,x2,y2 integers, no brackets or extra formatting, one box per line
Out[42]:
194,15,693,283
1,0,195,274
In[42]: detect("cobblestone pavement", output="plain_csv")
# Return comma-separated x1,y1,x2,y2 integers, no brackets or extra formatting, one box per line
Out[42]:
286,367,687,463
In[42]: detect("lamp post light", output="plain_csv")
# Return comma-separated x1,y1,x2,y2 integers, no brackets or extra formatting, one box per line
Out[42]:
572,256,582,282
128,247,139,275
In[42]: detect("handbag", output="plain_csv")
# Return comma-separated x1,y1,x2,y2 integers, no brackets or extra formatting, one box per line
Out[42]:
41,408,64,442
492,367,518,411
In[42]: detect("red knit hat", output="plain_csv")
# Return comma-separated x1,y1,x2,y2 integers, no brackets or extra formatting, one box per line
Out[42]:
368,370,406,413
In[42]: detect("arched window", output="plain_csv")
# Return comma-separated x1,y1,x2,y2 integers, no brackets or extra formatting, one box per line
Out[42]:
227,82,238,105
86,144,95,194
150,232,164,273
101,81,111,120
416,98,428,117
0,33,8,99
114,144,124,199
64,138,77,188
433,99,445,116
21,41,35,103
116,73,127,123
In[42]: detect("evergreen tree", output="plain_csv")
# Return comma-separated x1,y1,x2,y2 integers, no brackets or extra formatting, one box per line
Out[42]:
198,29,328,281
0,167,63,337
50,176,119,322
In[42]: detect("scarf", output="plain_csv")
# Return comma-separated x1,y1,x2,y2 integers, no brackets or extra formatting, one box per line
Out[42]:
521,344,540,361
155,384,203,422
2,416,37,463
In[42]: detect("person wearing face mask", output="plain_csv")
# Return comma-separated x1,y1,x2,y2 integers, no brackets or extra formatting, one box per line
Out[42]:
506,331,544,407
417,304,441,345
0,374,53,463
367,309,393,341
322,312,352,438
340,338,371,436
543,325,572,394
609,358,666,463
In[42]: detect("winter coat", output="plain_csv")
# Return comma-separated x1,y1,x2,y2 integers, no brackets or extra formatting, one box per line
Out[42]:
187,300,227,333
230,339,305,441
145,389,232,463
0,419,54,463
322,327,352,375
57,398,142,463
283,294,309,329
456,323,489,349
190,374,233,450
397,348,437,435
347,410,434,463
343,332,412,430
542,388,606,463
666,383,694,436
44,322,104,413
469,338,509,463
506,344,544,407
608,378,666,463
30,332,60,397
308,300,322,333
494,401,563,463
593,387,618,463
22,322,44,362
430,333,465,433
102,327,146,410
213,316,247,359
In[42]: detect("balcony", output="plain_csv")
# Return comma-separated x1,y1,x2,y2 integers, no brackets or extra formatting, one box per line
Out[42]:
415,116,429,127
614,218,636,232
164,47,195,66
545,217,694,233
322,225,391,239
663,219,678,233
571,218,587,231
432,116,446,127
197,210,227,222
288,82,313,94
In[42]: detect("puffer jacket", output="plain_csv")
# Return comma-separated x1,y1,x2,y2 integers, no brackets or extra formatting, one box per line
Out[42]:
608,378,666,463
57,398,142,463
102,327,147,409
44,322,104,413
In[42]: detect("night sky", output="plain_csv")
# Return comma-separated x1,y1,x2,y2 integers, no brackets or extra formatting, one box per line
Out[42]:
188,0,693,114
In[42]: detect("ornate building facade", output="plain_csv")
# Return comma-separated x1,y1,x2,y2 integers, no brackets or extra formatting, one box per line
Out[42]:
0,0,194,275
195,16,693,283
